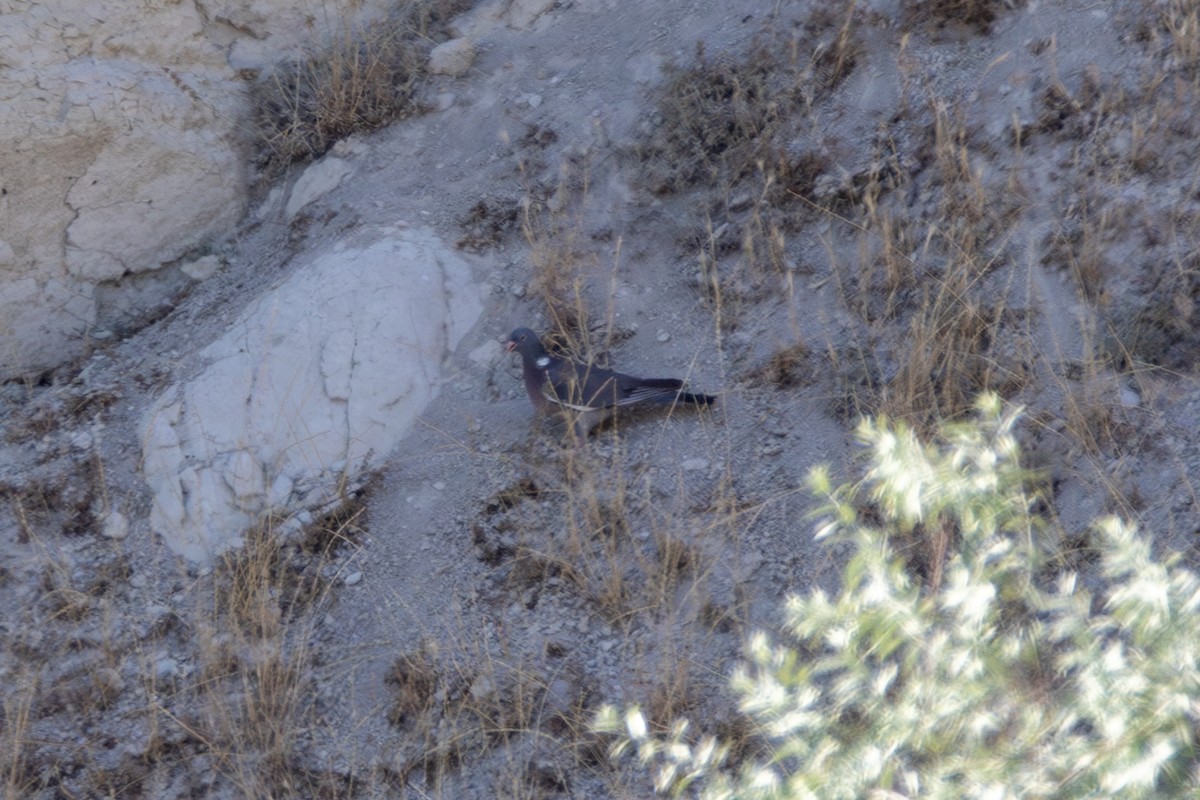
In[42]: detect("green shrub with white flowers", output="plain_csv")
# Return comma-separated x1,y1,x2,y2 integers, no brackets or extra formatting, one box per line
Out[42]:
597,394,1200,799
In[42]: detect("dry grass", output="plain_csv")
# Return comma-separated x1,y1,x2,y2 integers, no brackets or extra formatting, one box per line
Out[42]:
174,517,356,796
435,376,761,795
253,20,424,174
817,98,1027,433
253,0,476,175
1140,0,1200,79
520,182,597,342
908,0,1019,31
379,621,602,795
636,2,863,197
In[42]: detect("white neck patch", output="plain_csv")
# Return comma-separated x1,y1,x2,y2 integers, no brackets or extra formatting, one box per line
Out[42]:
536,356,552,369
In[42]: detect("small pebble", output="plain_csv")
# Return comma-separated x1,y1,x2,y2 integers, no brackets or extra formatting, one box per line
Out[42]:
95,666,125,697
434,481,446,491
727,332,752,348
656,330,670,342
102,511,129,540
682,457,709,472
343,571,363,586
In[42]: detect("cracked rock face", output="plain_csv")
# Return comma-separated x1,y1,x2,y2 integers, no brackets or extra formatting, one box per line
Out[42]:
142,228,483,561
0,0,395,379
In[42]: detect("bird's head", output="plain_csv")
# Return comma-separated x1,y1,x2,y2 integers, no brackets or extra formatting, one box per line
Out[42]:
505,328,542,359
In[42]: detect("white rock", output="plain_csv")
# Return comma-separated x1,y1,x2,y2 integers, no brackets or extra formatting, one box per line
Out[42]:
428,38,476,77
181,255,221,281
469,339,503,368
269,473,296,508
223,450,265,509
256,184,288,221
142,228,484,561
343,571,363,586
155,658,180,680
330,137,370,159
0,0,398,379
507,0,556,29
0,277,97,381
102,511,130,540
449,1,505,38
286,157,354,219
682,458,709,472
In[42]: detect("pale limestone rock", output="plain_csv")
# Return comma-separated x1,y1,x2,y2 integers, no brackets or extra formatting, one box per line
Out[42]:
428,37,476,77
507,0,557,29
142,228,484,561
469,339,503,368
0,0,397,379
181,255,222,281
102,511,130,540
449,1,505,38
223,450,266,509
286,157,355,219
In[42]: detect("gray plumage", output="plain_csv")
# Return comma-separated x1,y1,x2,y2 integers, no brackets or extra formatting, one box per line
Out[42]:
505,327,715,436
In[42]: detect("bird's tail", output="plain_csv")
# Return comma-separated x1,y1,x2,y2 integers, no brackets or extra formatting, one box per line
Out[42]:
630,378,717,407
638,379,717,406
674,390,717,406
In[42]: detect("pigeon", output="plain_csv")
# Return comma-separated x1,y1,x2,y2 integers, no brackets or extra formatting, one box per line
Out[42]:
505,327,716,436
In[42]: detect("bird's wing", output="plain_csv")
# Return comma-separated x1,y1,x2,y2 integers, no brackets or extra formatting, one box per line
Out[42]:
542,359,621,410
548,360,692,409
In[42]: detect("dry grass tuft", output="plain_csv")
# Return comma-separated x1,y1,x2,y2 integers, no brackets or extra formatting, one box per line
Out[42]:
908,0,1021,31
133,514,364,797
387,643,442,726
745,340,813,389
253,20,424,175
637,4,863,197
253,0,476,175
521,204,594,341
825,99,1027,432
1138,0,1200,79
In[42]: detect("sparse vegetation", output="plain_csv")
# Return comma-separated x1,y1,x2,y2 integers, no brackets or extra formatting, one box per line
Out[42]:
911,0,1019,31
8,0,1200,798
636,4,862,198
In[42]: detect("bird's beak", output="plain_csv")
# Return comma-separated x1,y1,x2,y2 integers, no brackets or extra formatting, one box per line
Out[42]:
505,340,516,353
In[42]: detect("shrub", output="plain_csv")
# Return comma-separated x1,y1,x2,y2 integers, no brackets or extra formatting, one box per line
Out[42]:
597,394,1200,798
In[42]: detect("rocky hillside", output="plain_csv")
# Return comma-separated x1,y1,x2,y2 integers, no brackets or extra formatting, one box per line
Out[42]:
2,0,1199,797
